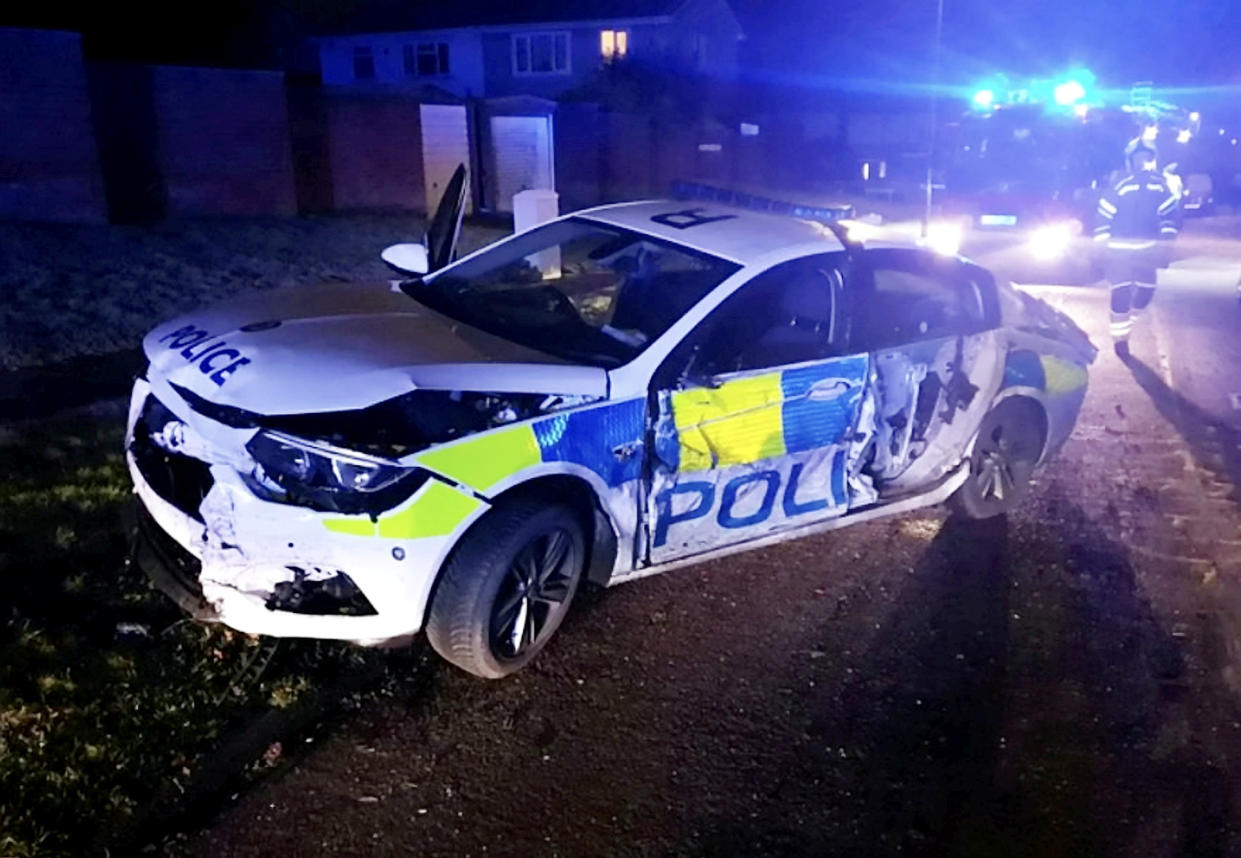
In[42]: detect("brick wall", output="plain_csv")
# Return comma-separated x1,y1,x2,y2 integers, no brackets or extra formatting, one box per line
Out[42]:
598,112,746,203
553,102,602,212
151,66,297,217
321,90,425,211
0,29,107,223
287,82,335,212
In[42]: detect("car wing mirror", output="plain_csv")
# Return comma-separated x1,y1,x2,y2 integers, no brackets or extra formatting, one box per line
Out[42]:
381,243,430,276
426,163,469,271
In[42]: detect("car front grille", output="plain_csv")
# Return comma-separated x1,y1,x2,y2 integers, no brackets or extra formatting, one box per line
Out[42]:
130,394,215,521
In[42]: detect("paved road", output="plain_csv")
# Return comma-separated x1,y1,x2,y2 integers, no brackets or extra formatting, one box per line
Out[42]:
189,229,1241,858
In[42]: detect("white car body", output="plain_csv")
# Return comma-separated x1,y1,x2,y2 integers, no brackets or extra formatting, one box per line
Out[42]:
127,198,1096,652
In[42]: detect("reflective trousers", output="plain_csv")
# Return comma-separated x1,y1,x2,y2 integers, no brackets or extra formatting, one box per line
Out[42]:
1106,246,1158,343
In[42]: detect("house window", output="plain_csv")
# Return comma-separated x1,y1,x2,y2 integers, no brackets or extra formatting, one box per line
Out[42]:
513,32,570,75
352,45,375,80
405,42,450,77
600,29,629,63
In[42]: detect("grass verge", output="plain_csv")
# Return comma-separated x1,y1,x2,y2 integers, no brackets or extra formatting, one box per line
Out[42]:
0,418,430,857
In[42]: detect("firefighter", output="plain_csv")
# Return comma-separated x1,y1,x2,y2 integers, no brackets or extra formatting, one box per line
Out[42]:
1163,161,1184,200
1094,144,1181,357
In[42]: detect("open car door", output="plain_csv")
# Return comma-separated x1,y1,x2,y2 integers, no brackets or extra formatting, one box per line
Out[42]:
426,163,469,272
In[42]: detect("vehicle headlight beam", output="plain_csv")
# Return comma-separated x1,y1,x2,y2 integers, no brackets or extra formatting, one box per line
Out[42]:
1027,222,1079,261
921,222,963,257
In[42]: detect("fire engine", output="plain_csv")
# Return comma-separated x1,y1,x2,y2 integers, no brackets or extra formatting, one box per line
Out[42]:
936,72,1202,281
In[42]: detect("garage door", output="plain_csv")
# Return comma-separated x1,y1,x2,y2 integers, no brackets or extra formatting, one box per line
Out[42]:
490,115,554,213
420,104,472,216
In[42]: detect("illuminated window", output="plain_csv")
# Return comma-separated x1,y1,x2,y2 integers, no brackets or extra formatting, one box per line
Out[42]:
601,29,629,63
513,32,570,75
352,45,375,80
404,42,450,77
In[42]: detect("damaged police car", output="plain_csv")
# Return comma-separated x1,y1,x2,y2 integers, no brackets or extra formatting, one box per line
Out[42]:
127,168,1096,678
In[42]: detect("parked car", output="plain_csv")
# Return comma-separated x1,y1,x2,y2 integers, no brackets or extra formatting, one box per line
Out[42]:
127,168,1096,678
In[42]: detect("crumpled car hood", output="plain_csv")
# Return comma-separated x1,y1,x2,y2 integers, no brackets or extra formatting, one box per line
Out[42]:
999,282,1098,364
142,281,608,415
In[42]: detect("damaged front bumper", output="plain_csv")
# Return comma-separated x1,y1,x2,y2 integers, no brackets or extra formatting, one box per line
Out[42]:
125,498,219,622
125,379,480,645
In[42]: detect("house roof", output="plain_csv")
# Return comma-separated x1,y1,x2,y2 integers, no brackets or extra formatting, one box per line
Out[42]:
320,0,687,36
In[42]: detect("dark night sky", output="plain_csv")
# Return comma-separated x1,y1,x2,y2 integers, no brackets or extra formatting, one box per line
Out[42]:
4,0,1238,90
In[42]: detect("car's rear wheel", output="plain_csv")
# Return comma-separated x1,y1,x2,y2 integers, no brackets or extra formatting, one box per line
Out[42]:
425,499,585,679
951,400,1043,519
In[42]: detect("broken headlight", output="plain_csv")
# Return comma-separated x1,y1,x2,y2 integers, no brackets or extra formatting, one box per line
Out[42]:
244,430,426,515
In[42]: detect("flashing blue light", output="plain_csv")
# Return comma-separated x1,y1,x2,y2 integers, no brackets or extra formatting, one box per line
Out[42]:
1054,80,1087,106
972,89,995,109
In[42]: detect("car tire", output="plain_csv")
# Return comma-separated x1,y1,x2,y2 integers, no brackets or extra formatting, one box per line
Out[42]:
950,400,1043,520
425,499,586,679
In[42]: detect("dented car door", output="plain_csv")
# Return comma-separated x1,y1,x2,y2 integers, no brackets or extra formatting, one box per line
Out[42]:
848,250,1004,497
644,255,871,563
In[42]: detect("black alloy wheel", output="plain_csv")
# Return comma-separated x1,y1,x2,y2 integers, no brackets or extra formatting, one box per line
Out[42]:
489,527,577,661
426,500,586,678
951,400,1043,519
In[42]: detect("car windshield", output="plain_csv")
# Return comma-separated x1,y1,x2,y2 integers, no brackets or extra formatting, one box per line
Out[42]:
406,218,739,368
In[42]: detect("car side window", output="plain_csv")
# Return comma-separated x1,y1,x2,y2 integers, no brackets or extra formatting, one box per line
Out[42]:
656,254,848,387
852,251,986,350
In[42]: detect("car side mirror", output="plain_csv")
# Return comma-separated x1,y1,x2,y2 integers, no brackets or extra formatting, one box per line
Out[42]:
381,243,430,275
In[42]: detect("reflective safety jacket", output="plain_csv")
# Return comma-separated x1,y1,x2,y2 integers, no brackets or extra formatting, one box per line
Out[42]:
1094,170,1181,249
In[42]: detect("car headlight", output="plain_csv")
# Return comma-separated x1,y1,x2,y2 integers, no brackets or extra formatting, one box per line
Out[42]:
245,430,426,514
1027,221,1080,261
920,221,963,256
838,217,880,244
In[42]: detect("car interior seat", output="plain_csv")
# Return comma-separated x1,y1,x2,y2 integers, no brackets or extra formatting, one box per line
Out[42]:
609,247,662,333
747,270,833,366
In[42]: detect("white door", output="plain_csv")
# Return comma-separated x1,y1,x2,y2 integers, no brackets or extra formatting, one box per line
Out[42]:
420,104,472,216
490,115,553,213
